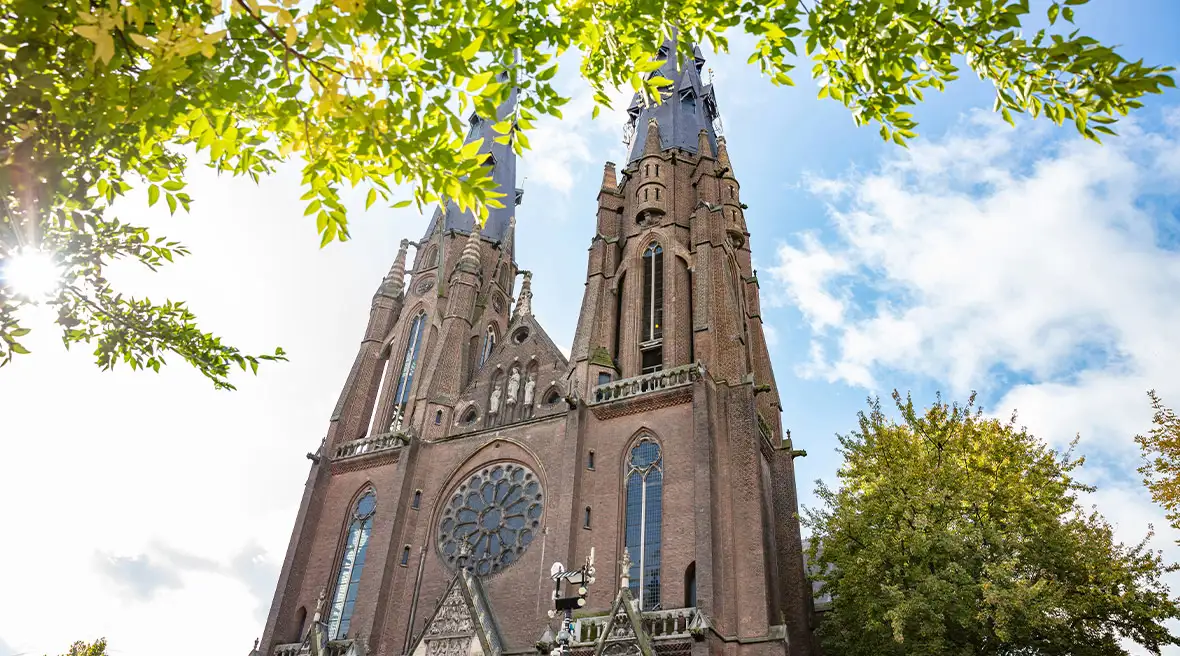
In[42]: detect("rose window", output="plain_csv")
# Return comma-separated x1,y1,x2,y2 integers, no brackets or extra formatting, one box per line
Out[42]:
438,462,543,576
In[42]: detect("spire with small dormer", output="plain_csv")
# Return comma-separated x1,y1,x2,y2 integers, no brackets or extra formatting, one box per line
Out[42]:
422,74,523,243
625,39,719,163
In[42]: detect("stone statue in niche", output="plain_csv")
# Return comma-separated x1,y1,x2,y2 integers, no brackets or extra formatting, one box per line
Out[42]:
488,384,502,420
506,366,521,406
523,373,536,417
523,373,536,406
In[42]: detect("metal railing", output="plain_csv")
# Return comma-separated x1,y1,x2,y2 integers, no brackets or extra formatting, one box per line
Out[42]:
590,363,703,405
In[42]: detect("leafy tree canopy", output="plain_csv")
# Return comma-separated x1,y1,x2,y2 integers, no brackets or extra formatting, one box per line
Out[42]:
807,391,1180,656
1,0,1173,387
52,639,108,656
1137,390,1180,535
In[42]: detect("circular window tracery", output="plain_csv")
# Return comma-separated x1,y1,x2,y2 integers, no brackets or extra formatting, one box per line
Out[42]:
438,462,543,576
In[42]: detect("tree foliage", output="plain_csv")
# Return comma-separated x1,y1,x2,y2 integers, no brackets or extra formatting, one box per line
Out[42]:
1137,390,1180,535
1,0,1173,387
51,639,108,656
807,391,1180,655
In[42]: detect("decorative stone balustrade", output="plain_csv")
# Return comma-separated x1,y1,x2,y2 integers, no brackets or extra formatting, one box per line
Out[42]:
573,607,699,644
334,432,408,460
272,640,355,656
591,363,703,405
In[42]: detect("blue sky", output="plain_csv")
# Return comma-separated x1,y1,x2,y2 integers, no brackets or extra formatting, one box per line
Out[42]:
2,2,1180,654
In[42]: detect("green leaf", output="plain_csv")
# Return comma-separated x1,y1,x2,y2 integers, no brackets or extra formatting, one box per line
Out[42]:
366,188,378,210
393,200,412,209
147,185,160,207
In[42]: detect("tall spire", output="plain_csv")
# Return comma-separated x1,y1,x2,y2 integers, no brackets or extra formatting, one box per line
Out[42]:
422,73,523,243
624,39,719,164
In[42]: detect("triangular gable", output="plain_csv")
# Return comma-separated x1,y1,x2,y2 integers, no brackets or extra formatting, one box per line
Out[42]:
409,569,504,656
593,586,654,656
502,310,569,370
457,310,568,400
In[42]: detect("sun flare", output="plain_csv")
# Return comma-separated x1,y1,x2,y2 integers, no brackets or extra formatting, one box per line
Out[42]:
1,248,63,301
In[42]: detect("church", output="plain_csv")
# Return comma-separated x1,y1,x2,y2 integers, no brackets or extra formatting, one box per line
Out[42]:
255,41,818,656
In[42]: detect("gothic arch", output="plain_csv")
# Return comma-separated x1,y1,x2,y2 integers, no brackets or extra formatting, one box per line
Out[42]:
618,431,665,610
455,402,481,427
419,243,439,270
325,484,378,640
382,300,431,354
620,427,663,472
432,438,549,517
427,440,550,577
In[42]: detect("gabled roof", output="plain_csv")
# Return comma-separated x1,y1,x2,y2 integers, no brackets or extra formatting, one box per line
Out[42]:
409,568,505,656
593,585,654,656
459,309,569,399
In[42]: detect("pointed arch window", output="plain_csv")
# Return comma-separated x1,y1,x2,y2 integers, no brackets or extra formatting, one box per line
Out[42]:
641,244,664,373
624,438,663,609
391,312,427,430
479,324,497,368
328,490,376,640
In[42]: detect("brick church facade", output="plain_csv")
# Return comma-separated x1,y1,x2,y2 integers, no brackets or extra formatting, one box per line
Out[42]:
255,41,817,656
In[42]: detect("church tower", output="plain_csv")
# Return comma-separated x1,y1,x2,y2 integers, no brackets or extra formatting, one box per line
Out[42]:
257,43,816,656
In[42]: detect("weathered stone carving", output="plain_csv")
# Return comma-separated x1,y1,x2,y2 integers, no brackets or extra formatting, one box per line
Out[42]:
506,366,521,405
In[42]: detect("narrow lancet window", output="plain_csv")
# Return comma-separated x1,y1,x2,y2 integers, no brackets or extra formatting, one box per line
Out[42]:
390,312,427,430
624,438,663,609
641,244,664,373
479,324,496,368
327,490,376,640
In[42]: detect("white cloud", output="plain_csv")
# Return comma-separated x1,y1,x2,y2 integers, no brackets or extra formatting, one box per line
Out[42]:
0,160,425,656
771,111,1180,453
520,52,634,195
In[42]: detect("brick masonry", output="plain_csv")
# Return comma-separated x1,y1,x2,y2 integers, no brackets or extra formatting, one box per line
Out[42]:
259,107,815,656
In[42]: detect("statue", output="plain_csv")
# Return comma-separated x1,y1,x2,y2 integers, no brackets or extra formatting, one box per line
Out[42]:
523,373,536,407
506,366,521,405
488,384,502,415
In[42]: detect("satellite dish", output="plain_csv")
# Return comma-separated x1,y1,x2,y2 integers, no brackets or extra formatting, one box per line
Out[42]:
550,562,565,578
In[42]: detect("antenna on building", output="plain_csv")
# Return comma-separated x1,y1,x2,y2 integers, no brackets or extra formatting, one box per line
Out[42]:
708,67,726,138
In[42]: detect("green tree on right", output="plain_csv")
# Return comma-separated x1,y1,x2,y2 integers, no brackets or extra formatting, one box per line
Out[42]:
806,391,1180,655
1137,391,1180,537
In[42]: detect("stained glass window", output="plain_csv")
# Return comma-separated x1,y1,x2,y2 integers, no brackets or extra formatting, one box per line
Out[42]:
438,462,543,577
625,438,663,609
327,490,376,640
390,312,427,430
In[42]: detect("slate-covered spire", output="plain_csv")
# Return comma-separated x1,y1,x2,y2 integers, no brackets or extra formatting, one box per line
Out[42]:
625,39,719,163
422,74,523,243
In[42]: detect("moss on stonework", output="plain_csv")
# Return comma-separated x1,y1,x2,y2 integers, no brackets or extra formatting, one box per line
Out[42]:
589,346,617,371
